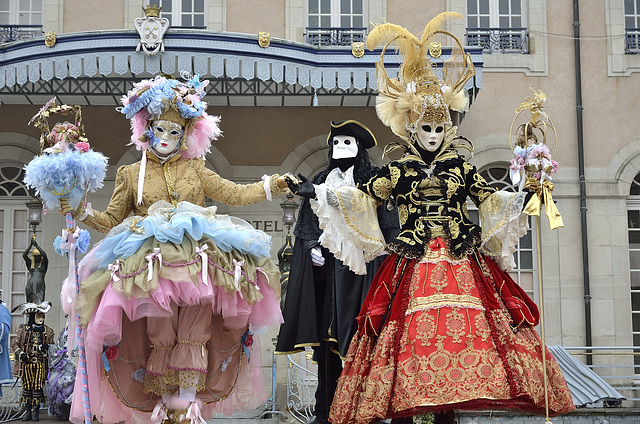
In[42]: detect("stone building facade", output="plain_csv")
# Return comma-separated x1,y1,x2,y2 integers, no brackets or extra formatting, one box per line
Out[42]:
1,0,639,412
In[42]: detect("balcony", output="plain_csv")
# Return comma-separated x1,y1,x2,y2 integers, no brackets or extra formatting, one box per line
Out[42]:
305,27,367,47
626,28,640,54
0,25,42,44
465,27,528,54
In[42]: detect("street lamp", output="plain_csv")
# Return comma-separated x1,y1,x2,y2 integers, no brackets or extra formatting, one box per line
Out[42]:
25,196,43,236
280,193,299,232
278,193,299,308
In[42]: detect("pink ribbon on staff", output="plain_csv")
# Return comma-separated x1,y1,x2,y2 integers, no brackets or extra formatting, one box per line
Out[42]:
195,244,209,286
58,228,82,287
144,247,162,282
79,202,94,221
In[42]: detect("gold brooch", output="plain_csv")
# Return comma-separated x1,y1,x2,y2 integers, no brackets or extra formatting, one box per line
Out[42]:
129,217,145,234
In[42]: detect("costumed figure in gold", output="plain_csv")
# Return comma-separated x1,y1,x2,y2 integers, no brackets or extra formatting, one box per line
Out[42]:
61,73,289,424
12,302,55,422
289,13,575,424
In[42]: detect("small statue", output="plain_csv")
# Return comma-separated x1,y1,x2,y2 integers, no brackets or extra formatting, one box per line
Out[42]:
23,237,47,304
11,302,54,422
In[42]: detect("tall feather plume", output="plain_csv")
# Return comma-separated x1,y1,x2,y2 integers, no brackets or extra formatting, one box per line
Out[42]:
367,23,419,84
417,12,463,61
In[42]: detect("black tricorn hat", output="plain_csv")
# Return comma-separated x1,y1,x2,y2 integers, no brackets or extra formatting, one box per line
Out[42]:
327,120,376,149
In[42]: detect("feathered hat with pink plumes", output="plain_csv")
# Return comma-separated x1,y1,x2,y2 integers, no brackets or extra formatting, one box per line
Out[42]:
119,71,222,159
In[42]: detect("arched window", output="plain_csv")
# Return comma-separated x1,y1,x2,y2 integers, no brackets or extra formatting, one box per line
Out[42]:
0,164,33,335
627,172,640,373
0,165,29,197
468,165,537,301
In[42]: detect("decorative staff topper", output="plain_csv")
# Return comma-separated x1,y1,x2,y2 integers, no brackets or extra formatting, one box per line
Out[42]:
23,98,108,213
509,89,563,230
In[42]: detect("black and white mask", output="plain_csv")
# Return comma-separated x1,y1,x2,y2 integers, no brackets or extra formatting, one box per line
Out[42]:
331,135,358,159
416,122,445,153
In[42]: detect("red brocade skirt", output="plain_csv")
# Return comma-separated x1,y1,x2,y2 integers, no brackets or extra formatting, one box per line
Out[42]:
329,238,575,424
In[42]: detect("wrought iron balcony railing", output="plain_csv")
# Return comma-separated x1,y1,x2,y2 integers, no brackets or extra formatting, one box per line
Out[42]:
0,25,42,44
626,28,640,54
465,27,528,54
305,27,367,46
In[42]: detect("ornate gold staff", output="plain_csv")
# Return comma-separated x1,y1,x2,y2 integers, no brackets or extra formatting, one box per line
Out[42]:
509,89,563,423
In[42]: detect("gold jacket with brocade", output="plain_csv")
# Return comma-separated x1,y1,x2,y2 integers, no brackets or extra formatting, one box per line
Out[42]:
83,152,284,233
12,324,54,366
360,150,496,259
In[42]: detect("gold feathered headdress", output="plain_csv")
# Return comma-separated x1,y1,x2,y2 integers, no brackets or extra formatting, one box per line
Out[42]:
367,12,476,140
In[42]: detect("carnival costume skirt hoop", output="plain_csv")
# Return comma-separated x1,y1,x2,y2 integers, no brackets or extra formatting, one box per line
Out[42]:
329,237,575,424
65,201,283,424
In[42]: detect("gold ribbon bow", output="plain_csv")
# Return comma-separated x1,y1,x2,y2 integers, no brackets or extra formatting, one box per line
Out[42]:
523,179,564,230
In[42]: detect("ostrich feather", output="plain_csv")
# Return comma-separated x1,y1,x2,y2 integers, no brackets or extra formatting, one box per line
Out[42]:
24,149,108,210
367,23,420,84
417,12,463,60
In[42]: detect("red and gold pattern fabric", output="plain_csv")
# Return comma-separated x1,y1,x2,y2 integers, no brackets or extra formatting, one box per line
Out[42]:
329,238,574,424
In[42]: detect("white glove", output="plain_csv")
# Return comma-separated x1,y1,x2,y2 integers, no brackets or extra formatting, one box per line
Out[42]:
310,246,325,267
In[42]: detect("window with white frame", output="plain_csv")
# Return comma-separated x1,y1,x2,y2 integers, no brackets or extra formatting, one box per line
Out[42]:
466,0,528,53
0,164,35,338
160,0,205,28
306,0,367,46
627,172,640,373
467,165,537,301
624,0,640,53
625,0,640,28
0,0,42,26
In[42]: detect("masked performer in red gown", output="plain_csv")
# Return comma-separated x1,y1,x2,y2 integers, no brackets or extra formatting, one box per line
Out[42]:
288,13,575,424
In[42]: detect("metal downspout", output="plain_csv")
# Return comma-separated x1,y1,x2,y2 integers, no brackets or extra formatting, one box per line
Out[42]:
573,0,592,364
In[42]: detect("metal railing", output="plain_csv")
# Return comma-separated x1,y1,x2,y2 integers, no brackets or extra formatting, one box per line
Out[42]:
626,28,640,54
286,353,318,422
0,25,42,44
305,27,367,46
0,380,25,422
466,27,528,54
564,346,640,404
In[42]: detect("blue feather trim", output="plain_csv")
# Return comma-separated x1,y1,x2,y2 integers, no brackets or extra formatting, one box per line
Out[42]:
24,150,108,210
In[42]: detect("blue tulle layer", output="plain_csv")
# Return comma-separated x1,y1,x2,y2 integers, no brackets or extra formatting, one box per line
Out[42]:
92,201,272,269
24,150,108,210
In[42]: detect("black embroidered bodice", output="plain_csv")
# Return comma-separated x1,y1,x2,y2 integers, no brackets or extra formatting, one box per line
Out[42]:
359,150,495,259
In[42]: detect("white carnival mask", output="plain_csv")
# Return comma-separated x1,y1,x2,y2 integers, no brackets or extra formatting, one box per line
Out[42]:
331,135,358,159
150,120,184,155
416,122,445,152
